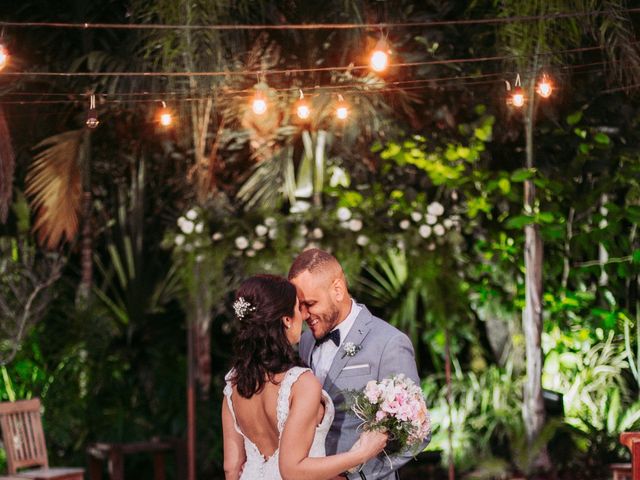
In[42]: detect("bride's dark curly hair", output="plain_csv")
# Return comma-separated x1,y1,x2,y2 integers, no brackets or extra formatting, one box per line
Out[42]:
229,274,305,398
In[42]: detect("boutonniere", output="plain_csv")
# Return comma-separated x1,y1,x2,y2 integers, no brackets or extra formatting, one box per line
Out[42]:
341,341,362,358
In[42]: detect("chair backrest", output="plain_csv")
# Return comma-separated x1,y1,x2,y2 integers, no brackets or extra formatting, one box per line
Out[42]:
621,433,640,480
0,398,49,474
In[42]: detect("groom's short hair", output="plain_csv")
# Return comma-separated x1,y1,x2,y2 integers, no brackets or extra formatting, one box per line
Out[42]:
288,248,341,280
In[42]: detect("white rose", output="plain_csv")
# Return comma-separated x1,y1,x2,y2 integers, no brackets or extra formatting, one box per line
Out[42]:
340,221,350,229
186,209,198,220
427,201,445,216
337,207,352,221
356,235,370,246
255,224,268,237
425,214,437,225
427,242,436,251
246,249,256,257
195,222,204,234
179,219,195,234
299,225,309,236
268,228,278,240
264,216,277,227
419,225,432,238
397,239,406,250
195,254,204,263
235,236,249,250
434,224,445,236
212,232,223,241
174,234,185,246
399,219,410,230
443,218,453,229
348,219,363,232
312,228,324,239
410,211,423,222
253,240,265,251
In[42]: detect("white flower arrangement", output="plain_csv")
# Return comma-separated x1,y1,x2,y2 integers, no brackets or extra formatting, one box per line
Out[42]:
337,207,352,221
356,235,369,247
348,219,363,232
418,225,432,239
235,236,249,250
433,224,445,236
255,224,268,237
427,201,444,216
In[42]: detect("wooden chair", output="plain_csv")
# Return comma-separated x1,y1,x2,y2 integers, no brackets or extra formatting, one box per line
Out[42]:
0,398,84,480
620,433,640,480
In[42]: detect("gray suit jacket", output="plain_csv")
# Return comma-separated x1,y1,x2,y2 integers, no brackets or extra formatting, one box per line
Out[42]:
299,304,429,480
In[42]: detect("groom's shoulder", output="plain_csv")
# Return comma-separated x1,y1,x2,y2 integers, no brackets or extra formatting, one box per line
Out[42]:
360,304,409,340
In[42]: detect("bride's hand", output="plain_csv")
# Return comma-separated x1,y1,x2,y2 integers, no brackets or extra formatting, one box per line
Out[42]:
351,430,388,463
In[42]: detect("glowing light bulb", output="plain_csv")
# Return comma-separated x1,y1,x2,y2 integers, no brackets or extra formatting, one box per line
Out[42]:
0,45,8,70
296,102,310,120
335,96,349,120
160,112,172,126
252,94,267,115
511,87,525,108
536,76,553,98
370,50,389,73
86,109,99,129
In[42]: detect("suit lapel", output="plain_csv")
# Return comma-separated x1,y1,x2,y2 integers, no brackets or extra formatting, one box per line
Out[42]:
300,330,314,367
322,306,372,391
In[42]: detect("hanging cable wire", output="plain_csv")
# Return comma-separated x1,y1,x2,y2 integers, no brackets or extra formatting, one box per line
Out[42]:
0,9,638,31
0,43,630,79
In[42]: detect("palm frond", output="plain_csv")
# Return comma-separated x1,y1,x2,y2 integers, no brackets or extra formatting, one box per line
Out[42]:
25,130,85,250
0,106,15,223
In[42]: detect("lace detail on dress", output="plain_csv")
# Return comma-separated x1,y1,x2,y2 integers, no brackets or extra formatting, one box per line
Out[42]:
276,367,312,433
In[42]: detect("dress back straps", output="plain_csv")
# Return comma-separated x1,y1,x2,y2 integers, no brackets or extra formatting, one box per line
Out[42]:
223,370,242,435
276,367,311,434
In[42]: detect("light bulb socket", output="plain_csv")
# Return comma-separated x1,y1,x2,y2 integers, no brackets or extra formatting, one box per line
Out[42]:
86,108,99,129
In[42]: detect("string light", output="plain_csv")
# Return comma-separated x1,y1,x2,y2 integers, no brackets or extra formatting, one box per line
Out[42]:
251,91,267,115
0,44,8,70
335,95,349,120
506,74,525,108
536,74,553,98
370,37,390,73
295,90,311,120
158,101,173,127
85,94,99,129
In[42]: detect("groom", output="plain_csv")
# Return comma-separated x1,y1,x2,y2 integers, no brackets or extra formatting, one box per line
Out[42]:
289,248,428,480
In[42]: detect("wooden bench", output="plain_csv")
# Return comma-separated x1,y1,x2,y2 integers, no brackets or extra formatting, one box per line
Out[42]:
0,399,83,480
86,438,186,480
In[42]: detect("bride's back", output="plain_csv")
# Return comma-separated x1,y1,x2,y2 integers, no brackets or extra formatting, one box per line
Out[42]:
230,373,284,458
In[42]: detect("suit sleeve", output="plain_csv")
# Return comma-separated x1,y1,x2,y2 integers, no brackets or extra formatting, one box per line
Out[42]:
357,332,431,479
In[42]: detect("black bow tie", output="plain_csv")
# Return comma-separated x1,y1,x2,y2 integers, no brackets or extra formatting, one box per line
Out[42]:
316,329,340,347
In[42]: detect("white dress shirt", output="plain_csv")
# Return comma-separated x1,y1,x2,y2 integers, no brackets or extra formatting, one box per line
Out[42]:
311,299,361,384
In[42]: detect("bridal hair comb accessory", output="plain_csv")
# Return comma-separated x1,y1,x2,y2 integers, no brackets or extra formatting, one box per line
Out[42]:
233,297,256,319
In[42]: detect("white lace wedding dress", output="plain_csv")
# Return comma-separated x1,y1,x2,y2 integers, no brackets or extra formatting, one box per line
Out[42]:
224,366,335,479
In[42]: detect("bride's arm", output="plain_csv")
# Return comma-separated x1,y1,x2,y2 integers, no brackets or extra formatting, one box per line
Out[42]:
279,372,384,480
222,399,246,479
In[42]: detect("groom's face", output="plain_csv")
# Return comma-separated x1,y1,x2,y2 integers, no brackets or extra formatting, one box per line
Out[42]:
291,270,340,340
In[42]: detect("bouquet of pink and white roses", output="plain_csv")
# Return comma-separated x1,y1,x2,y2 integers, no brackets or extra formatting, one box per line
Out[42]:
346,374,431,455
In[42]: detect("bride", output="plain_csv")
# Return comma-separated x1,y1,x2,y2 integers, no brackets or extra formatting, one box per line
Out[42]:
222,274,387,479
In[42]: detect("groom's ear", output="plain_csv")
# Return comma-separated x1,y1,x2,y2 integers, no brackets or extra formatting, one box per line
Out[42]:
332,277,346,302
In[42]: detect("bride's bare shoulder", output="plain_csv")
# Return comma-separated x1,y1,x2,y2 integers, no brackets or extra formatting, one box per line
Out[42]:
290,370,321,399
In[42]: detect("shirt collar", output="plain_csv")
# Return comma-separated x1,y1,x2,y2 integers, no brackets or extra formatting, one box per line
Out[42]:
330,299,361,345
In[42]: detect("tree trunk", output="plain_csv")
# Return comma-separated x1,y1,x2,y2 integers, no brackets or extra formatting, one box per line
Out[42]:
77,131,92,306
522,78,550,472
